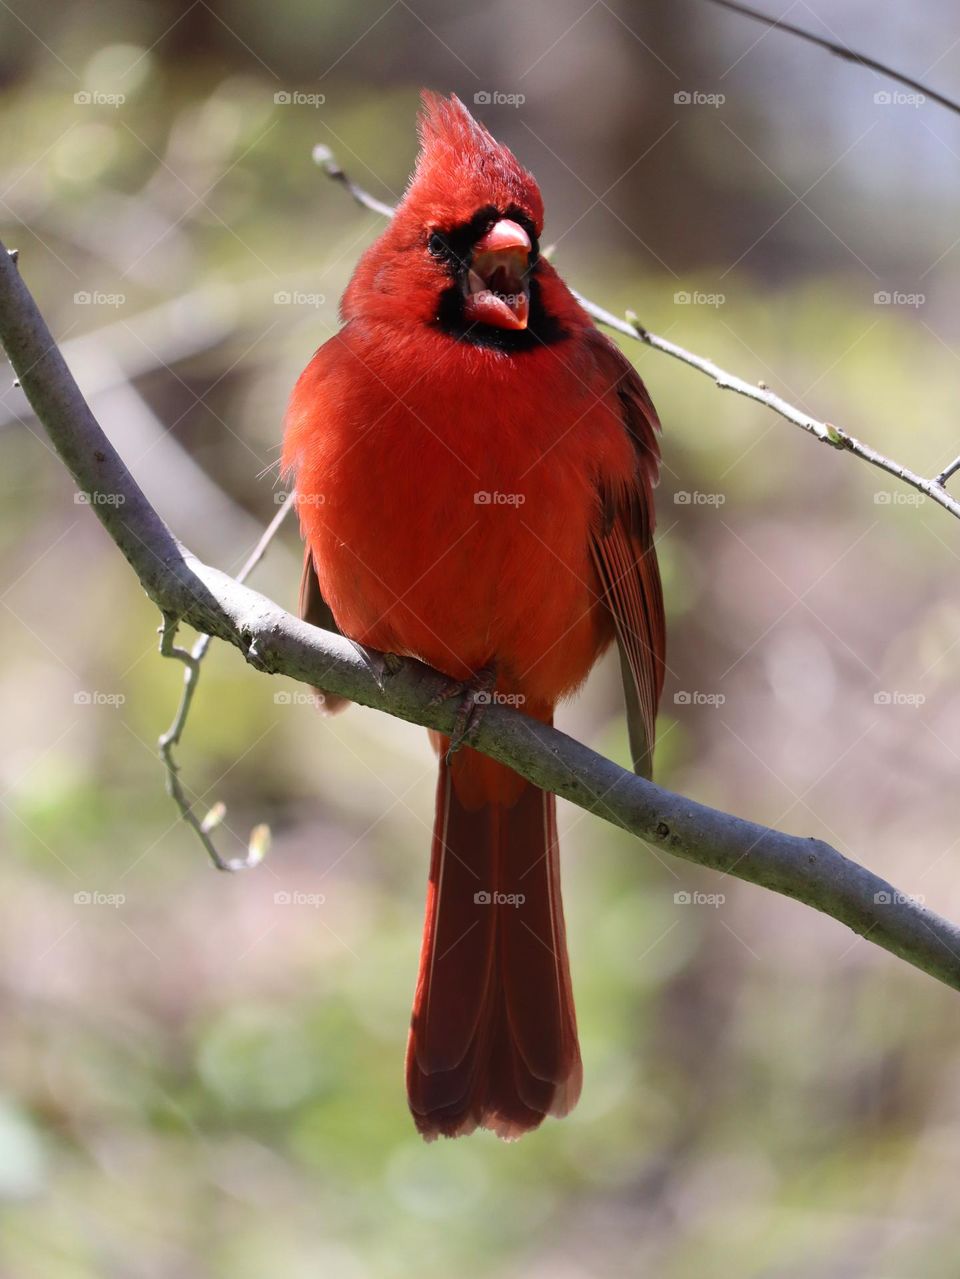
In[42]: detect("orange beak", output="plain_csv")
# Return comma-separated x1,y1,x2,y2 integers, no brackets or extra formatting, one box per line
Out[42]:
462,218,531,331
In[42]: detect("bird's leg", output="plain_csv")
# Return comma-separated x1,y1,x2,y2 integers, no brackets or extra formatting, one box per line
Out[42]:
429,663,499,762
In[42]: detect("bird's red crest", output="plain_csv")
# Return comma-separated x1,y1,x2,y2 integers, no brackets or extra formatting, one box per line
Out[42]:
399,91,544,236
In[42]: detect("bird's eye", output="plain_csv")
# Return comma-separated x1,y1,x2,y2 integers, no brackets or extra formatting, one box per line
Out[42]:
427,233,446,257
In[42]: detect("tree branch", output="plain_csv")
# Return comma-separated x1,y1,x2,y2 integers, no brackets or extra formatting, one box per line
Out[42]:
157,498,292,871
935,454,960,488
3,236,960,997
701,0,960,120
314,150,960,521
595,302,960,519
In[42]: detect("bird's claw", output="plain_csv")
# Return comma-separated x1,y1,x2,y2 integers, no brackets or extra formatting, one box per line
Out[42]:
429,665,498,762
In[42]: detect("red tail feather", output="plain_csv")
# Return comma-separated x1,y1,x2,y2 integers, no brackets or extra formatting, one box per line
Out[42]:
407,746,582,1140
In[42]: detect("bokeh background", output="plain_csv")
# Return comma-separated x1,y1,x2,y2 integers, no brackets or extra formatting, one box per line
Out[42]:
3,1,960,1275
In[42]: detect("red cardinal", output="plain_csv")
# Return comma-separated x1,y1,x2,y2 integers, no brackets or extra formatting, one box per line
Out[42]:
283,93,664,1140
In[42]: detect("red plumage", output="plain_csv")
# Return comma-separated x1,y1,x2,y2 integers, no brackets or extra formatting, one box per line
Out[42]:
283,92,664,1139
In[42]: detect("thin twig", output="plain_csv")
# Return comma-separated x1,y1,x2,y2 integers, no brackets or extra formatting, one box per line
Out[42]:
591,300,960,521
158,614,251,872
312,145,396,218
191,495,294,665
315,149,960,523
157,498,292,870
702,0,960,119
935,454,960,488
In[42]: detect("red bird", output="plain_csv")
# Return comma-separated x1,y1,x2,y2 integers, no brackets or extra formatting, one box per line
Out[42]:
283,93,664,1140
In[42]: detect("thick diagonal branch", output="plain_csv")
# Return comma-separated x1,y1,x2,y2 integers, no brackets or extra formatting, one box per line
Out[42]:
2,238,959,996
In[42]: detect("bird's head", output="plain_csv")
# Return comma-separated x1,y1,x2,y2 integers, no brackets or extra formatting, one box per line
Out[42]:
342,92,575,351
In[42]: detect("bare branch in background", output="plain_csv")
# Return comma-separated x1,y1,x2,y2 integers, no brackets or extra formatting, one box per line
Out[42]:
158,498,292,871
935,454,960,488
3,238,960,998
594,303,960,518
311,145,396,218
701,0,960,120
315,149,960,522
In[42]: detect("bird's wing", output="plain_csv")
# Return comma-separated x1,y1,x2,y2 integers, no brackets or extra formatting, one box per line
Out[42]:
298,545,340,635
298,547,350,715
585,329,665,779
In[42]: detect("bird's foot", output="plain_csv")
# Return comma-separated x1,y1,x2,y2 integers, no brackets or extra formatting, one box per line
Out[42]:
429,664,498,762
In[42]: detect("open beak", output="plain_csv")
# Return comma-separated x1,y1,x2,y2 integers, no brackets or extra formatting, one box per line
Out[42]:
462,218,531,331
